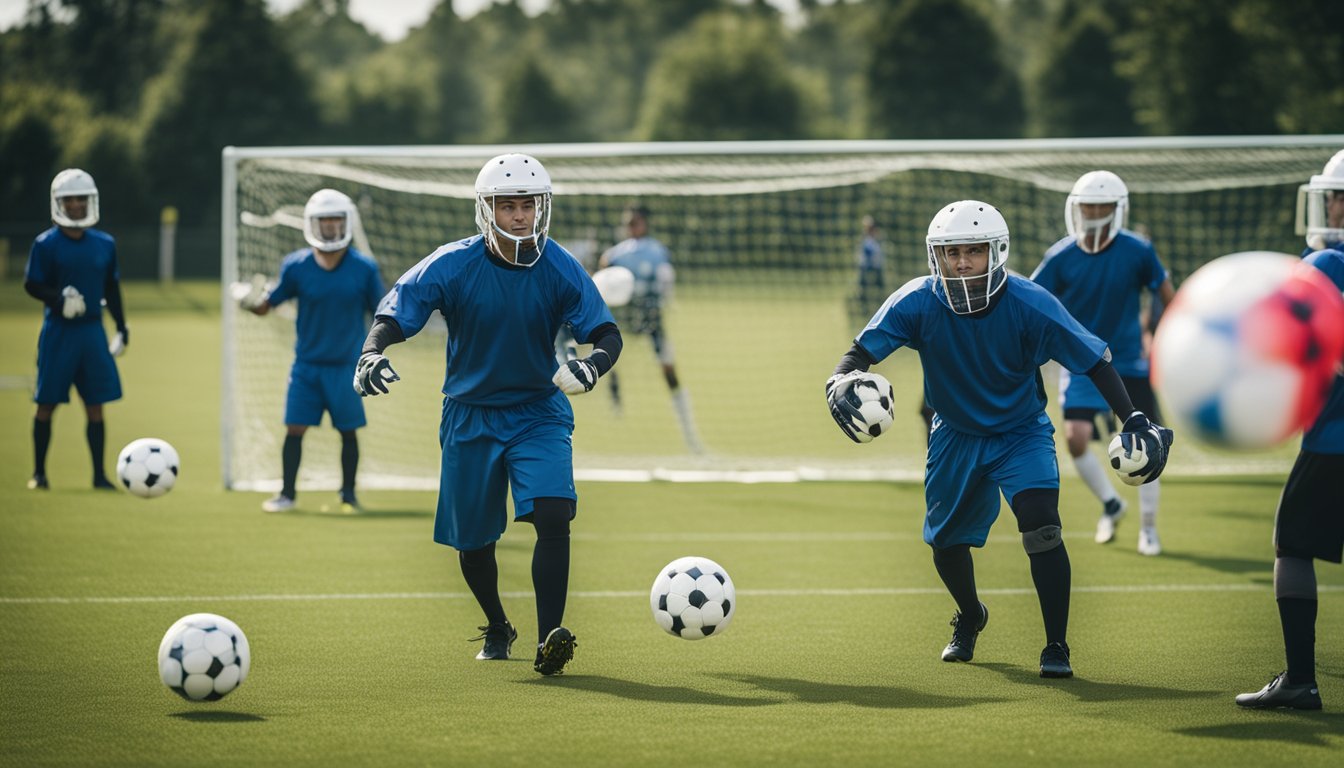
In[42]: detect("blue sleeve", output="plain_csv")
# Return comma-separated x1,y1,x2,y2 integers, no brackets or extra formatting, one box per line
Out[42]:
855,278,924,362
377,253,446,339
563,266,616,342
267,257,298,305
1024,289,1108,373
1142,244,1167,291
25,238,52,285
1305,249,1344,292
1030,246,1060,291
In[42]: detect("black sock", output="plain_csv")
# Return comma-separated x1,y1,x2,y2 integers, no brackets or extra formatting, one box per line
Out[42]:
459,544,507,626
281,434,302,499
608,369,622,406
931,545,982,623
532,500,572,644
33,418,52,477
340,431,358,496
86,420,106,481
1278,597,1318,685
1028,544,1071,646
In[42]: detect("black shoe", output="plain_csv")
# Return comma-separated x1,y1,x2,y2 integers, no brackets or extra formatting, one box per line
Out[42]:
470,621,518,661
1235,672,1322,710
534,626,576,676
941,602,988,662
1040,642,1073,678
338,490,361,514
27,474,49,490
93,475,116,490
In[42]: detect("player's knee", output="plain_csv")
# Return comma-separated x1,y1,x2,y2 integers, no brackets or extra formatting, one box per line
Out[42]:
530,497,574,540
1273,555,1317,600
285,425,307,437
340,430,357,445
1022,525,1064,554
458,542,496,567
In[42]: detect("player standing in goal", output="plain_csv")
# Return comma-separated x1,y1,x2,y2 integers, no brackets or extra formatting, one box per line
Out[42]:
826,200,1173,677
23,169,129,491
599,203,704,453
241,189,384,514
353,153,622,676
1031,171,1175,555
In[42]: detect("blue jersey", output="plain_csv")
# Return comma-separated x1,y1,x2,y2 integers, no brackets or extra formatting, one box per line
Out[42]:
378,235,614,407
25,227,119,326
1031,230,1167,377
1303,240,1344,258
266,247,384,366
858,235,883,271
857,275,1109,437
604,236,671,303
1302,248,1344,454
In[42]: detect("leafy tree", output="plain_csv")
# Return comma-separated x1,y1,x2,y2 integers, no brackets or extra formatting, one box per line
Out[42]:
0,84,94,222
866,0,1024,138
493,56,585,142
1029,7,1137,137
62,0,167,114
1236,0,1344,134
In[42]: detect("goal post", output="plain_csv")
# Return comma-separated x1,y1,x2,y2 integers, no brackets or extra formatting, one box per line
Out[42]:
221,137,1344,490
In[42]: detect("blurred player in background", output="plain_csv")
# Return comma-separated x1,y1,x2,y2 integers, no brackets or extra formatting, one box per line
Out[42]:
23,169,129,491
241,189,384,514
1238,153,1344,710
599,203,704,453
354,153,621,676
827,200,1173,678
1298,148,1344,255
1032,171,1175,556
848,214,886,322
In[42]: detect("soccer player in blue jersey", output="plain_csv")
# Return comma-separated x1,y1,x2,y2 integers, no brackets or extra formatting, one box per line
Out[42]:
354,153,622,676
826,201,1173,678
1032,171,1176,556
599,203,703,453
23,169,129,491
243,189,384,514
1297,149,1344,256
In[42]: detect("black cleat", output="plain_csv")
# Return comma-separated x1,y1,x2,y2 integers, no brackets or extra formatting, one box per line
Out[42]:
470,621,518,661
534,626,576,676
1235,672,1322,710
93,475,117,490
27,474,49,490
941,602,989,662
1040,642,1073,678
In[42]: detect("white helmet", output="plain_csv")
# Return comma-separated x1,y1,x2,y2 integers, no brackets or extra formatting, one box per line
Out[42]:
303,188,356,252
1296,149,1344,250
50,168,99,228
1065,170,1128,254
926,200,1010,315
474,153,552,267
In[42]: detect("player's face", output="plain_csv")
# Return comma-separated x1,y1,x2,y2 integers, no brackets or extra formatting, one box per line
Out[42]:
936,242,990,280
1327,190,1344,228
58,195,88,222
493,196,538,241
317,215,346,242
625,214,648,239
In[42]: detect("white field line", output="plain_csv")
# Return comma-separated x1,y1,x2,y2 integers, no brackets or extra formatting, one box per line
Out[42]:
2,583,1340,606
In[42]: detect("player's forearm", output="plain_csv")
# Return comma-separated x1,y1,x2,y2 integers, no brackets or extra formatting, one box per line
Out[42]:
24,280,60,308
1085,357,1137,417
584,322,622,376
104,274,126,330
362,316,406,355
833,342,876,377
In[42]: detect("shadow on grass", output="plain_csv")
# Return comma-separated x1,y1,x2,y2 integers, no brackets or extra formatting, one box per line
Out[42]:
975,663,1216,702
518,674,774,706
716,673,1008,710
170,711,266,723
1176,712,1344,747
1157,551,1272,577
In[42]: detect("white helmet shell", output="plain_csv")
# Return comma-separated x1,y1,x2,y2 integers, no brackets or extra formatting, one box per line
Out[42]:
50,168,100,228
1066,170,1128,254
303,189,356,252
474,153,553,267
925,200,1010,315
1297,149,1344,249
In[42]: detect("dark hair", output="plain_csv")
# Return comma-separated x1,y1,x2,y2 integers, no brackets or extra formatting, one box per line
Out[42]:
625,202,651,220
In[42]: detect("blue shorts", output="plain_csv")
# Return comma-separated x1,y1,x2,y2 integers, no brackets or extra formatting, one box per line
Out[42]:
923,413,1059,548
34,321,122,406
434,391,577,551
284,361,366,430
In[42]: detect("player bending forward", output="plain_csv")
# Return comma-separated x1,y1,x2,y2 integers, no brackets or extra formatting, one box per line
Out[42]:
827,201,1173,677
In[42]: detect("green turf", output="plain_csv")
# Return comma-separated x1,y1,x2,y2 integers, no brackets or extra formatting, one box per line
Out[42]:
1,282,1341,767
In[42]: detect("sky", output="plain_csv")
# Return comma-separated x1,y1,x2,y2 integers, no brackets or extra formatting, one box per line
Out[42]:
0,0,811,42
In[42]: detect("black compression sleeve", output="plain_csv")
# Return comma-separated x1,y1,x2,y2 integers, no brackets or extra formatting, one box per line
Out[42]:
584,322,622,376
24,280,60,308
833,342,877,376
362,316,406,355
1084,358,1136,418
104,274,126,330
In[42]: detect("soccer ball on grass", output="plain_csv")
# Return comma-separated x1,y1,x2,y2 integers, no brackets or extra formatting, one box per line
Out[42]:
116,438,180,498
158,613,250,702
650,556,736,640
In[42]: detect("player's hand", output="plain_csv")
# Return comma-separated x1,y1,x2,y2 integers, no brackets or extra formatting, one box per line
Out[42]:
109,328,128,357
553,358,599,395
1108,411,1174,486
825,372,864,443
60,286,86,319
353,353,400,397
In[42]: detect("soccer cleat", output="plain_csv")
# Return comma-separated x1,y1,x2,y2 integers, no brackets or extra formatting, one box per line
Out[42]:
534,626,577,676
261,494,295,513
338,490,361,515
941,602,989,662
27,473,49,490
1094,498,1127,544
1040,642,1074,678
93,475,117,490
470,621,518,661
1138,527,1162,556
1235,672,1322,710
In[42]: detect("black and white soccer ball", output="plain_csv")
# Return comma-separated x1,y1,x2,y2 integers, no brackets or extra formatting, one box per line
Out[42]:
650,556,736,640
116,438,180,498
158,613,251,702
842,372,896,443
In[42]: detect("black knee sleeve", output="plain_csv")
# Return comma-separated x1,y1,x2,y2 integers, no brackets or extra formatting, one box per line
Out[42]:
1011,488,1063,554
459,542,496,567
530,497,574,539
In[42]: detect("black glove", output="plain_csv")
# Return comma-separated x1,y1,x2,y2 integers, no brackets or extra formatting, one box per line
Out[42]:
1108,411,1174,486
353,353,400,397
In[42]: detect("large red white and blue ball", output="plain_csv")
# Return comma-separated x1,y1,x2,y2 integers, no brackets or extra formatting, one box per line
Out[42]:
650,556,736,640
116,438,180,498
158,613,250,702
1153,252,1344,450
845,372,896,443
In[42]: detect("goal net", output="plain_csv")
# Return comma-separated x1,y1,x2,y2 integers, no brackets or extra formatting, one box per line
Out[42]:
222,137,1343,490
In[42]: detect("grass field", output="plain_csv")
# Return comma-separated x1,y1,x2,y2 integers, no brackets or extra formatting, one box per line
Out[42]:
1,282,1341,767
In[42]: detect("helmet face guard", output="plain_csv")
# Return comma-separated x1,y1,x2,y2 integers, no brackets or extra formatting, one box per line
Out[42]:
474,154,553,267
925,201,1010,315
1066,171,1129,254
303,189,356,253
1296,149,1344,249
50,168,100,228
